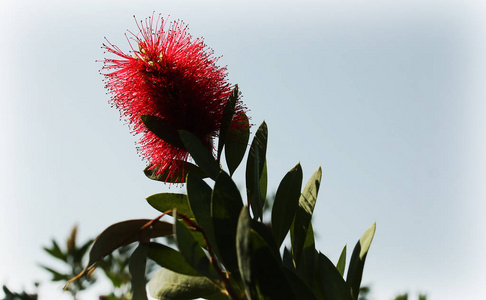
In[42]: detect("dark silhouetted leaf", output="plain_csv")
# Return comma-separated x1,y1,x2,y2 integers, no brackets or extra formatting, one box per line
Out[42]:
282,247,295,271
316,252,352,300
291,167,322,266
174,216,217,279
218,86,238,162
297,222,316,285
250,220,280,260
236,207,257,299
225,111,250,176
186,173,219,258
282,267,319,300
346,222,376,300
260,160,267,206
211,171,243,273
144,162,207,183
179,130,220,180
129,243,149,300
272,163,303,247
251,230,295,299
246,121,267,220
141,115,185,149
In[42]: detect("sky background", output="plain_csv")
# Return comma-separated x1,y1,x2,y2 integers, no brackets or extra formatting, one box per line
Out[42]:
1,0,486,299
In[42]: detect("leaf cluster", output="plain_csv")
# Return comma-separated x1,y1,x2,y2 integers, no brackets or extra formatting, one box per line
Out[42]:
1,285,38,300
68,86,376,300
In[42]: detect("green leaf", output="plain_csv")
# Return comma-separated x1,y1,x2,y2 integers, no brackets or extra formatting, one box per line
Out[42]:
129,243,149,300
251,230,296,299
211,171,243,273
260,160,267,205
225,112,250,176
148,243,200,276
217,85,238,162
272,163,303,247
316,252,352,300
179,130,220,180
141,115,185,149
250,219,280,260
67,219,172,285
282,247,295,271
236,207,257,299
282,267,319,300
186,173,219,258
291,166,322,266
245,121,268,220
297,222,316,285
346,222,376,300
174,216,217,279
148,268,227,300
250,146,262,220
146,193,194,218
144,162,208,183
336,245,347,277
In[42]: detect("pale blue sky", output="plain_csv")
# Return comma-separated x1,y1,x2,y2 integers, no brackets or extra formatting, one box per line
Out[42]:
1,0,485,299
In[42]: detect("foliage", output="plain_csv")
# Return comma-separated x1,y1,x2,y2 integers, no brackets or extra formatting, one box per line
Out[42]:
394,293,428,300
41,225,94,299
81,15,379,299
358,286,370,300
41,225,158,299
67,86,377,299
1,285,38,300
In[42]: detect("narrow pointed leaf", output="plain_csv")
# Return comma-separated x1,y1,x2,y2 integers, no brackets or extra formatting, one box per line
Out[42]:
251,230,296,299
346,222,376,300
272,163,303,247
211,171,243,272
337,245,347,277
179,130,220,180
245,121,268,220
218,86,238,162
174,216,217,279
141,115,185,149
146,193,194,218
316,252,352,300
250,220,280,260
282,247,295,271
236,207,256,299
282,267,319,300
129,243,149,300
187,173,219,259
144,162,208,183
297,222,316,284
250,146,262,220
291,166,322,266
260,160,267,205
225,112,250,176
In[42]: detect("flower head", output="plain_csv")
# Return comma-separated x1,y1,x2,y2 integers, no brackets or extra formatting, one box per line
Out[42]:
101,14,247,181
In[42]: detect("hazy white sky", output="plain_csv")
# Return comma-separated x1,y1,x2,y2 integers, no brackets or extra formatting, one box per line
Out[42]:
1,0,486,299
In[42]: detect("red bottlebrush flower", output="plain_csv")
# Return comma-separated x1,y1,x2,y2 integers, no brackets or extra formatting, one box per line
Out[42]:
101,14,247,182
